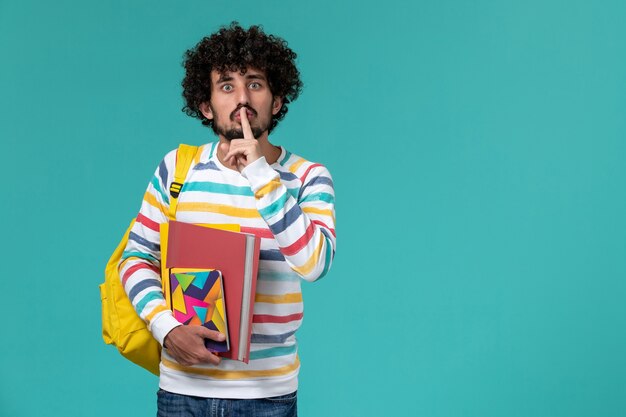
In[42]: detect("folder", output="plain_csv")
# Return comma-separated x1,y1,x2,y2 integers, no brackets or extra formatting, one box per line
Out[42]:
162,220,261,363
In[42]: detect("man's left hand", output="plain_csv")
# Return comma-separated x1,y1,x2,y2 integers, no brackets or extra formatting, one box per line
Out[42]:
223,107,262,172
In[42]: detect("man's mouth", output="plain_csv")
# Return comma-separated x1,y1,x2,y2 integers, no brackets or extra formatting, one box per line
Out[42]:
232,107,256,121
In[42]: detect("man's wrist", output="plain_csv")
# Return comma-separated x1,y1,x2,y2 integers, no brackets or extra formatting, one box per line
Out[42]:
163,325,183,349
241,156,279,189
150,312,182,346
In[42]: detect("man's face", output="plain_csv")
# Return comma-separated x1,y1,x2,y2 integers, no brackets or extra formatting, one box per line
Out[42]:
201,68,283,141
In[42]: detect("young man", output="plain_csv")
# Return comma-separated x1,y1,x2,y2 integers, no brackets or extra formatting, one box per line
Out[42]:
119,23,336,416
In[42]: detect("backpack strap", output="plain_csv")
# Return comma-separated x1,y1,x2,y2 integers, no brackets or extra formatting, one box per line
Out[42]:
168,144,199,219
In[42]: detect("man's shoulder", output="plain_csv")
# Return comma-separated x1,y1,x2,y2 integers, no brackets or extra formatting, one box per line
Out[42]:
276,147,332,181
159,142,218,166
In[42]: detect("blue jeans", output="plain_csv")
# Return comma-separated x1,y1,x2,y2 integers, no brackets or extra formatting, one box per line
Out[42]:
157,389,297,417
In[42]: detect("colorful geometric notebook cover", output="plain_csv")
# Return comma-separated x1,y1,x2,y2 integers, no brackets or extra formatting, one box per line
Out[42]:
168,268,229,353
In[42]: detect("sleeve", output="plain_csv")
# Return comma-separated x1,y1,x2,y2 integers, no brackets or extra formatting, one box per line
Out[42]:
118,149,182,346
242,156,337,282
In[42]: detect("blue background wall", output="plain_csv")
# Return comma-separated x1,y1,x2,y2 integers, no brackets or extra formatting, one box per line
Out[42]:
1,1,625,416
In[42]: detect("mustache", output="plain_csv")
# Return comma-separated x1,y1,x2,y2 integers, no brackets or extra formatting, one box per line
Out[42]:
230,105,257,121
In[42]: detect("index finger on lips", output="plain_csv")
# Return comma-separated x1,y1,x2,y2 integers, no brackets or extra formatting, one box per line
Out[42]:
240,107,254,140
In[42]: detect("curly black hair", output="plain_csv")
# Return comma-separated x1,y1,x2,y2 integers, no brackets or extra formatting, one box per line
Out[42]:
181,22,303,134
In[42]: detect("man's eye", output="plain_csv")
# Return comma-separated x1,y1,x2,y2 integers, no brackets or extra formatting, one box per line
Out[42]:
222,85,233,92
249,82,261,89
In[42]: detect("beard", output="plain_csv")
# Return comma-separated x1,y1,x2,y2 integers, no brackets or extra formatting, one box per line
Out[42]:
211,104,271,141
219,126,265,141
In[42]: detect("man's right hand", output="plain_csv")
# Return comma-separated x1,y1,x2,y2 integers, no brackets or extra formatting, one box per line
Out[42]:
163,325,225,366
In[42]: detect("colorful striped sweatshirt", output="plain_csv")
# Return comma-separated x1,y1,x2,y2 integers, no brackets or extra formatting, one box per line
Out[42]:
119,142,336,398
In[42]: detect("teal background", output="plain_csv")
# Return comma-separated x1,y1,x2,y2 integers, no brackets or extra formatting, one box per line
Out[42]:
1,0,625,416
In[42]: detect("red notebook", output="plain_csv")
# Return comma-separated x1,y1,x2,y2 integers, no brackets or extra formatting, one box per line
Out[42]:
165,220,261,363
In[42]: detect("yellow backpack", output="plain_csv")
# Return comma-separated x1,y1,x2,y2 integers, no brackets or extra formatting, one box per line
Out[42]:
100,144,199,375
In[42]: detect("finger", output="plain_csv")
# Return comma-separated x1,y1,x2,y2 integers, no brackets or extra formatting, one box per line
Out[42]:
189,343,221,365
240,107,254,140
205,352,222,366
236,155,247,171
223,147,243,162
196,325,226,342
223,143,247,162
184,349,220,366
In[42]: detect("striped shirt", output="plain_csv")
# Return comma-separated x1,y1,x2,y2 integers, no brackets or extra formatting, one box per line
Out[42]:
119,142,336,398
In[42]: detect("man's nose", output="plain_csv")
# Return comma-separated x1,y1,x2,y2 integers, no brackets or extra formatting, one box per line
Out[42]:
236,86,250,105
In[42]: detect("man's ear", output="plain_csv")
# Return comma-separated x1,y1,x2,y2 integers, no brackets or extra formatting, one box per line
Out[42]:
272,97,283,115
199,102,214,120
